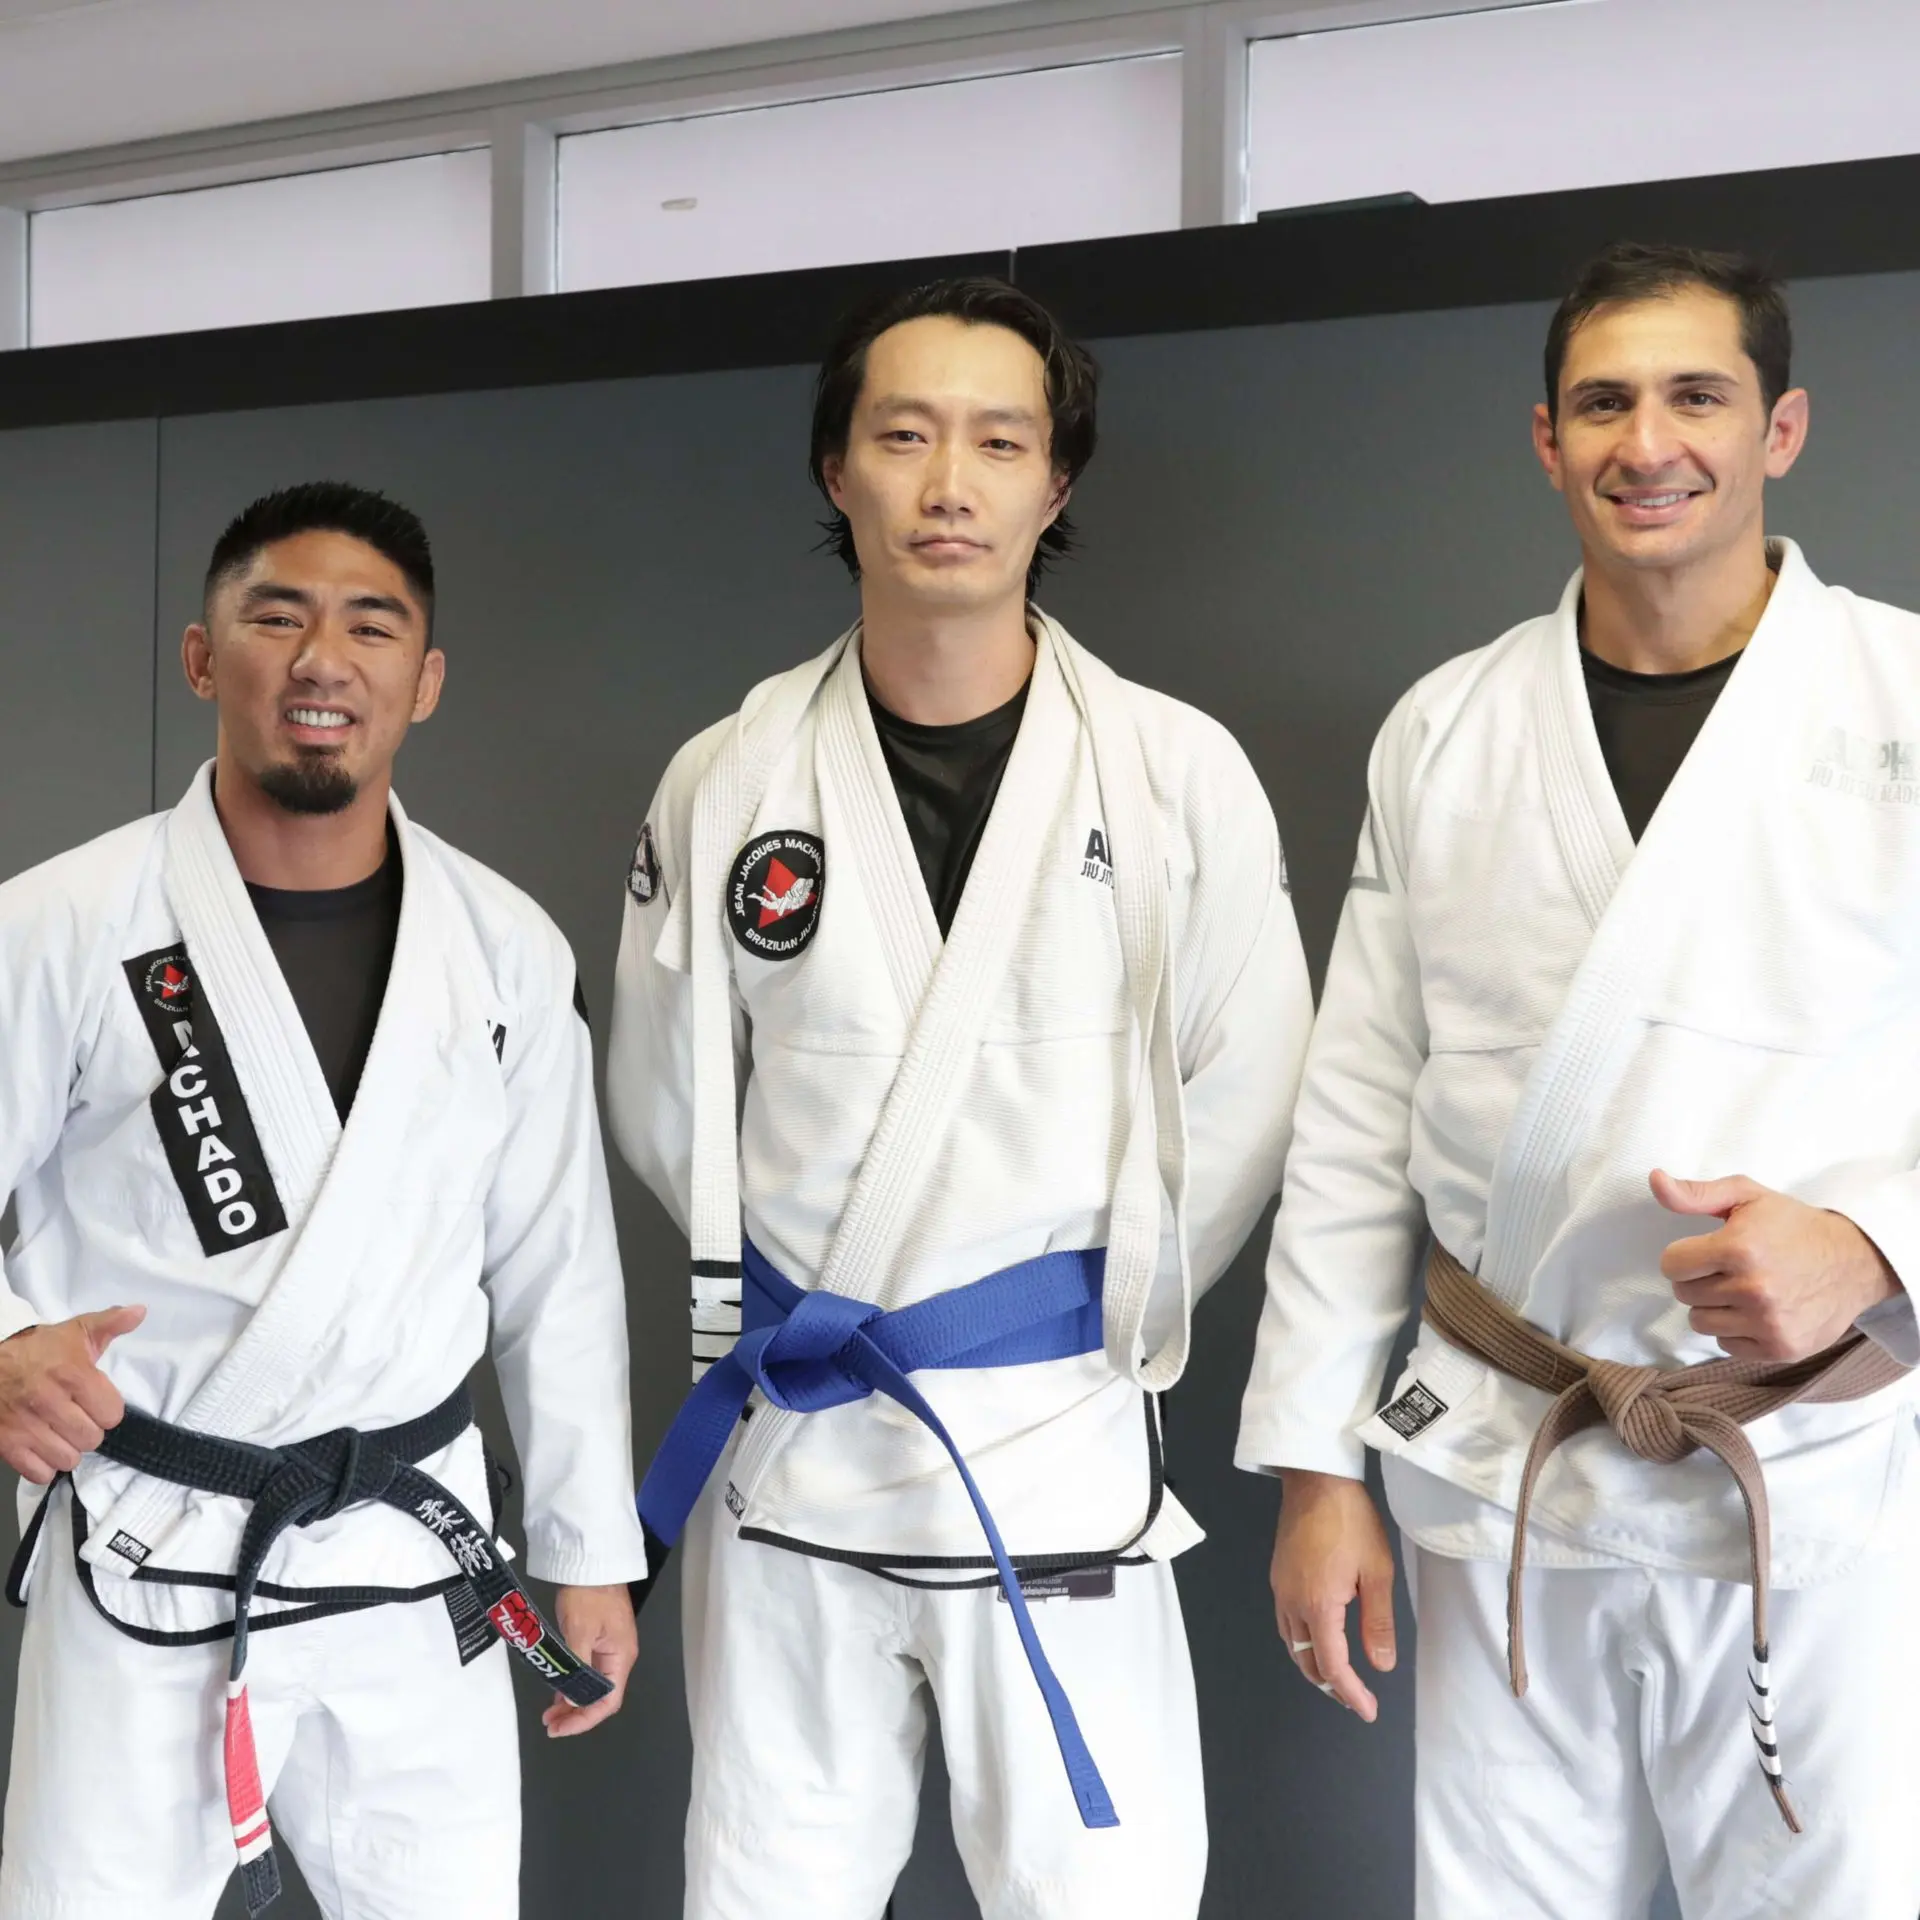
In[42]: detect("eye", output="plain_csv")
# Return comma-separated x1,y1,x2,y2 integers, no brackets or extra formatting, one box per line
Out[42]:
1678,390,1723,409
882,429,924,444
255,613,300,628
1583,395,1625,416
983,437,1021,453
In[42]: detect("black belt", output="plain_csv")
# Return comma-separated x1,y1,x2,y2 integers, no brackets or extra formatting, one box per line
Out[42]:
11,1385,612,1915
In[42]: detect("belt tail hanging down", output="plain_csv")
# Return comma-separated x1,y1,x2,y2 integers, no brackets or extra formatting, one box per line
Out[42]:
87,1391,614,1915
638,1241,1119,1830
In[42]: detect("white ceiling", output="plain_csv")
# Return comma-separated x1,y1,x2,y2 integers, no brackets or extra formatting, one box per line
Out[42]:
0,0,1009,165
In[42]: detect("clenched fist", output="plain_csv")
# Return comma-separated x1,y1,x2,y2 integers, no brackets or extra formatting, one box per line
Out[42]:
0,1306,144,1483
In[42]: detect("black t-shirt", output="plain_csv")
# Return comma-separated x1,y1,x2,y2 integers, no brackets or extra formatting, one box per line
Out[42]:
868,678,1030,937
244,828,403,1120
1581,647,1742,842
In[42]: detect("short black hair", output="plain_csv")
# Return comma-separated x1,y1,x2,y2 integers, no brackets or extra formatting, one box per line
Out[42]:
1544,242,1793,423
808,276,1100,599
204,481,436,630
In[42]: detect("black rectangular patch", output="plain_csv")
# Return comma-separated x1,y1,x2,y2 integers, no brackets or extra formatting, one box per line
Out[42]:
442,1578,497,1666
1378,1381,1450,1441
106,1529,150,1566
996,1566,1117,1604
123,946,289,1258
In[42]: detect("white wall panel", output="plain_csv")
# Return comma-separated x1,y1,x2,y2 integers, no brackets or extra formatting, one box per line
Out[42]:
1250,0,1920,215
29,150,491,346
559,55,1181,290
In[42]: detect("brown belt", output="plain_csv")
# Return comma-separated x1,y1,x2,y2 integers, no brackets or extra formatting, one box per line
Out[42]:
1421,1241,1909,1833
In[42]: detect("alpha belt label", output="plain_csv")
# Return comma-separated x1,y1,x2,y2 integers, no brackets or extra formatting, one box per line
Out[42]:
124,946,289,1258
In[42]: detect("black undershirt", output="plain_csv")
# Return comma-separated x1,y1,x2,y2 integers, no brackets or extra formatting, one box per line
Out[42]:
244,825,403,1120
868,678,1030,937
1581,647,1742,842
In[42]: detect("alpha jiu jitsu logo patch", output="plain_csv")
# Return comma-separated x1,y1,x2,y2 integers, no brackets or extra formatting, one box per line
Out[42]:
1377,1380,1449,1441
726,830,824,961
123,946,289,1259
1080,827,1115,888
628,821,665,906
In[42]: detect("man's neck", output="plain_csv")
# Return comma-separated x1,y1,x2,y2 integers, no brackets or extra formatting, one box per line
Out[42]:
858,587,1035,726
212,745,392,890
1579,532,1777,676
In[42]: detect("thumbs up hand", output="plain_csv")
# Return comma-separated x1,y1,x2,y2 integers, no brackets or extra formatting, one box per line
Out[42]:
1653,1170,1901,1363
0,1305,145,1484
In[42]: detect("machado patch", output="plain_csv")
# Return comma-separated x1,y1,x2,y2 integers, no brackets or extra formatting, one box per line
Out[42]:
726,830,824,961
628,821,664,906
1377,1380,1449,1442
123,945,289,1258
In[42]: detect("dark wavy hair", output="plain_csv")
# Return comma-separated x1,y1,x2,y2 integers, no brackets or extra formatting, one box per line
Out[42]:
808,276,1100,599
1544,241,1793,422
204,480,436,631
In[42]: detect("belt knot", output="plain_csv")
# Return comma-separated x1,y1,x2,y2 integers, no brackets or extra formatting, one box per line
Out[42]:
1585,1359,1693,1465
738,1289,885,1414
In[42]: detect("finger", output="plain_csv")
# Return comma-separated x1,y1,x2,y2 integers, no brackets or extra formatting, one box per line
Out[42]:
1687,1305,1751,1339
1660,1230,1736,1284
75,1305,146,1361
1649,1170,1766,1220
1,1441,58,1486
66,1367,126,1432
1669,1274,1746,1307
1308,1603,1378,1721
25,1427,82,1475
1281,1616,1323,1684
1357,1563,1398,1673
543,1693,621,1738
38,1399,105,1459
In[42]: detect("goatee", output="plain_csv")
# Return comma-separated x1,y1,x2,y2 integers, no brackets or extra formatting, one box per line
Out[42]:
258,753,358,816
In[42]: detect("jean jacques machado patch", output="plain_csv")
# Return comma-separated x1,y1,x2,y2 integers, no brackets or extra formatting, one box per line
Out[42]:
727,831,825,961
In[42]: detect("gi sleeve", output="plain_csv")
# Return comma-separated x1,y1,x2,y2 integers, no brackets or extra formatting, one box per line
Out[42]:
1236,695,1433,1482
1172,737,1314,1300
0,863,95,1342
482,925,650,1587
1810,1173,1920,1366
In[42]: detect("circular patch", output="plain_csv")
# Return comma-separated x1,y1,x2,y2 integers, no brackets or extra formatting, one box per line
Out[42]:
142,951,195,1014
727,830,825,961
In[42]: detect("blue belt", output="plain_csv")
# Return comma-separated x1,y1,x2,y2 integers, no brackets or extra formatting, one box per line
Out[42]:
638,1239,1119,1828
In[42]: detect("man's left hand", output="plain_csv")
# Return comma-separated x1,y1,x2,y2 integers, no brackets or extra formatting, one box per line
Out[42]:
542,1583,638,1738
1653,1169,1903,1363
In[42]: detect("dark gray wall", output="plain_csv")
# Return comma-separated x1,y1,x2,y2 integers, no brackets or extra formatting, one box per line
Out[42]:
7,263,1920,1918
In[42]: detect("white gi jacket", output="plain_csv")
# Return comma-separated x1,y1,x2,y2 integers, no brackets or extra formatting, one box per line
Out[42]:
611,615,1312,1568
1238,541,1920,1586
0,765,651,1633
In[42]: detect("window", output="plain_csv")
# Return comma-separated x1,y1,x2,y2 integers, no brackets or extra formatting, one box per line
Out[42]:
559,55,1181,291
1248,0,1920,216
29,150,492,348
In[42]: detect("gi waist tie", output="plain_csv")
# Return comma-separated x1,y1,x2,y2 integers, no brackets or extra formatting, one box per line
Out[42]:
12,1385,613,1916
637,1239,1119,1829
1421,1242,1910,1834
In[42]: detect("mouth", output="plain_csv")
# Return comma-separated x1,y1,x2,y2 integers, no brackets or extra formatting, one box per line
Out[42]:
283,705,356,745
1603,485,1706,526
910,536,988,561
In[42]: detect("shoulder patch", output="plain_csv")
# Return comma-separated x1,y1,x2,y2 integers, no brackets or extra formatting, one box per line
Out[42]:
726,831,824,961
628,822,664,907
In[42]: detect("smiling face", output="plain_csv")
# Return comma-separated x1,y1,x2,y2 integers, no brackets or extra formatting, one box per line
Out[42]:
821,314,1068,620
183,529,443,815
1533,285,1808,581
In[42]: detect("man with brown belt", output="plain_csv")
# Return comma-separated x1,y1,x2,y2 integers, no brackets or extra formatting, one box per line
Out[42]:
1237,242,1920,1918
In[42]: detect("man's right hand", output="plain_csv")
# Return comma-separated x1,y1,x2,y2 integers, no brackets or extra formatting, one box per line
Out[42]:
0,1306,145,1484
1270,1468,1399,1722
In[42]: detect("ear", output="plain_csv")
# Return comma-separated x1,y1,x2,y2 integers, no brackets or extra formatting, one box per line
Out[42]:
181,624,217,703
411,646,447,725
1042,472,1072,531
821,453,848,513
1764,387,1811,480
1531,402,1566,493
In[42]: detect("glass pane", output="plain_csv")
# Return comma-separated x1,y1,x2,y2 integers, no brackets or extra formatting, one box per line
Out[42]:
1249,1,1920,214
30,150,492,348
559,55,1181,291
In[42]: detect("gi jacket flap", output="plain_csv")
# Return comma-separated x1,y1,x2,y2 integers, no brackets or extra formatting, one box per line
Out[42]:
84,770,470,1566
1477,541,1828,1310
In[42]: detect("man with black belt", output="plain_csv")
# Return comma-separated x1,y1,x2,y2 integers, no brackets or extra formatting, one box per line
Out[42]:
1239,242,1920,1917
0,483,648,1918
609,278,1313,1918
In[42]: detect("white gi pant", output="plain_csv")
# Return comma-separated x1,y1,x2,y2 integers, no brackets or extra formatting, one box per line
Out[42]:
680,1486,1207,1920
0,1488,521,1920
1409,1536,1920,1920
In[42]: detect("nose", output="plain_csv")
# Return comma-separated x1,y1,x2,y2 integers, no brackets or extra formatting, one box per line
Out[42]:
1613,397,1685,476
919,437,975,520
289,616,355,690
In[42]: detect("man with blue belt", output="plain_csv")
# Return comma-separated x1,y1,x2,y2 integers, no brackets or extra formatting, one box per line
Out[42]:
608,277,1313,1919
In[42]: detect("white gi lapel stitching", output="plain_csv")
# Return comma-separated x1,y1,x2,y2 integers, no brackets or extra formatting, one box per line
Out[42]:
1479,543,1817,1306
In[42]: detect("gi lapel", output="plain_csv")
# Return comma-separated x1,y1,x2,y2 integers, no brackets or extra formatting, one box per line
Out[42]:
1478,542,1823,1308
